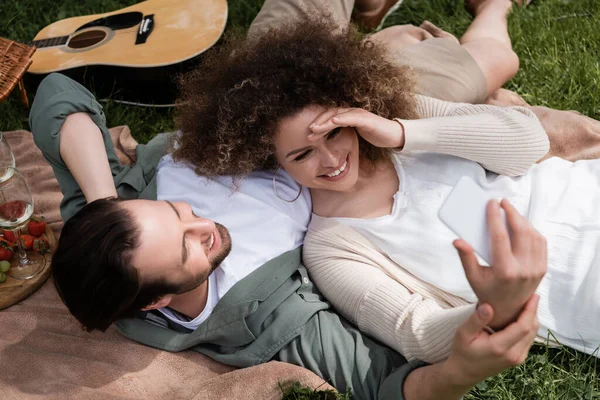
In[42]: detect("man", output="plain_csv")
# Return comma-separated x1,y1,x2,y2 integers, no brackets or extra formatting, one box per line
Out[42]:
29,1,569,399
34,71,542,400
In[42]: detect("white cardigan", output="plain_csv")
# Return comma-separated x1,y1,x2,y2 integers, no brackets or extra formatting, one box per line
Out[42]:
303,95,550,363
303,218,474,364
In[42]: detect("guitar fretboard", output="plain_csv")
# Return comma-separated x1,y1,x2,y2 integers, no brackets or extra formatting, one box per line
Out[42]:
31,35,69,48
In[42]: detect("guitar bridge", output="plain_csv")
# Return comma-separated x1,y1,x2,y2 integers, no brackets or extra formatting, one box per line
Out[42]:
135,15,154,45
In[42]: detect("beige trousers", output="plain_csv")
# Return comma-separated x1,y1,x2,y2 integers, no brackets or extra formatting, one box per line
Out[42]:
248,0,488,104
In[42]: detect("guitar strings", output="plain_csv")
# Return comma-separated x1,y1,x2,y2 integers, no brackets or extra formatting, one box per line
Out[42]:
98,99,177,108
38,27,140,47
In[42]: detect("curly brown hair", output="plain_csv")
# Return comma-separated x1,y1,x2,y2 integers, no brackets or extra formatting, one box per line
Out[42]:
173,16,419,177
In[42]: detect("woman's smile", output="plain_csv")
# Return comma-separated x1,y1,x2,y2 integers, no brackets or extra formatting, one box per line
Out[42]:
318,154,350,182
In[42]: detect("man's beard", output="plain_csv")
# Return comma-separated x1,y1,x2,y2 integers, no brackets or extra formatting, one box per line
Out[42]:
209,223,232,268
174,223,232,295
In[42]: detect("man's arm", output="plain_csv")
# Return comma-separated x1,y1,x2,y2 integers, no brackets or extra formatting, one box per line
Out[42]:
59,113,117,202
29,73,122,221
403,296,540,400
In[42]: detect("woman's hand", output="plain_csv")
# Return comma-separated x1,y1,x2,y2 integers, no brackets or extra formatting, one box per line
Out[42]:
308,108,406,149
454,199,547,330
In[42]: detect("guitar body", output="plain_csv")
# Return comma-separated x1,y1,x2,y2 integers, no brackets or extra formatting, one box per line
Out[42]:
28,0,227,104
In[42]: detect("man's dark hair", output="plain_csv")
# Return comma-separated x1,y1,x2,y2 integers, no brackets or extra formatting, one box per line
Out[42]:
52,198,179,332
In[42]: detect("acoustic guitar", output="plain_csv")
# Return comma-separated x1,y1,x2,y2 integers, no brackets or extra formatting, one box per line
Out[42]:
27,0,228,105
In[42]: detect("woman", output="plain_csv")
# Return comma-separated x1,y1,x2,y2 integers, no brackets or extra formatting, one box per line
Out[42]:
172,15,599,363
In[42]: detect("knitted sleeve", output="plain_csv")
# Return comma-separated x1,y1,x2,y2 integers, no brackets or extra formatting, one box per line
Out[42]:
303,218,475,363
397,95,550,176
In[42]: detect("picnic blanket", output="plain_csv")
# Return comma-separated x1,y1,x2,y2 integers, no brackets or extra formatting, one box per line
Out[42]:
0,128,331,400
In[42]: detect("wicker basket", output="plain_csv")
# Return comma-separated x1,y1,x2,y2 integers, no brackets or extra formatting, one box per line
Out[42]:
0,38,36,107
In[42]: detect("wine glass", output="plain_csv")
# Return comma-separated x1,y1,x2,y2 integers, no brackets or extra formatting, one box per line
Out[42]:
0,167,45,280
0,133,16,182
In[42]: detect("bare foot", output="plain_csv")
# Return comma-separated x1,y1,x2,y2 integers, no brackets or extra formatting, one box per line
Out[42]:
484,88,529,107
419,21,460,44
370,25,433,49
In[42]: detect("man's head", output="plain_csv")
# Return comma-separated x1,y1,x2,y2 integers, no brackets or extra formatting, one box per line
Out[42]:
52,198,232,332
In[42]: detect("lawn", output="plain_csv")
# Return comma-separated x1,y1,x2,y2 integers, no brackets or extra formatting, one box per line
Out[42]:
2,0,600,398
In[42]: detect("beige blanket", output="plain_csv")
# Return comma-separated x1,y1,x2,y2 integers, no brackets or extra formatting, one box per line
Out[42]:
0,128,331,400
3,96,597,399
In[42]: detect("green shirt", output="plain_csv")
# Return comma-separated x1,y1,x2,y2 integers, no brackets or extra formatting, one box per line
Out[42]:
30,73,425,400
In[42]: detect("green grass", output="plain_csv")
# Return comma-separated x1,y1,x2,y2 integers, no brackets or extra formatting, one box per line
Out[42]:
0,0,263,142
280,381,350,400
2,0,600,398
385,0,600,118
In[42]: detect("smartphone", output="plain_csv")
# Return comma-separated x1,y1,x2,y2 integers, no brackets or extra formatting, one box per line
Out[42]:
438,176,506,265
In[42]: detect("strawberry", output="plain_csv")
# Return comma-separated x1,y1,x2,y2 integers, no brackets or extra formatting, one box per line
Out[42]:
27,217,47,237
0,239,13,261
0,248,12,261
0,237,14,248
33,238,50,255
19,234,35,250
1,230,17,243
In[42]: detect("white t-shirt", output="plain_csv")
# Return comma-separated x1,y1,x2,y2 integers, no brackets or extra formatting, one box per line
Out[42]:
326,150,600,355
154,154,311,329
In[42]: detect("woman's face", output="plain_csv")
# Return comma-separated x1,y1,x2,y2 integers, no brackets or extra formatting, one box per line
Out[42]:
274,105,360,192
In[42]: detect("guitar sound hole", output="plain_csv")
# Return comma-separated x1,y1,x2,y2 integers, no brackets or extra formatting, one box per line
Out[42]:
67,30,107,49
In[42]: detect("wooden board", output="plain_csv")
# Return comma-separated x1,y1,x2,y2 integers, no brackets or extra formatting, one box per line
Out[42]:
0,224,57,311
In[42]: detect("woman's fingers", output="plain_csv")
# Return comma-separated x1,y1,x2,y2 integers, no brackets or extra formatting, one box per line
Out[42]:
454,239,483,285
309,108,352,138
330,110,369,128
500,199,547,278
488,200,513,264
308,121,341,139
310,108,342,128
309,111,364,139
500,198,532,254
309,108,403,148
453,238,474,253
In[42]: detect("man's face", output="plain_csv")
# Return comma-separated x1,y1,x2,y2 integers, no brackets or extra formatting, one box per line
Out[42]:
120,200,232,295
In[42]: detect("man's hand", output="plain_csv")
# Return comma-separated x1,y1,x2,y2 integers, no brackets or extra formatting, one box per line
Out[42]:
308,108,406,149
441,295,540,388
402,297,540,400
453,199,547,330
485,88,600,162
532,106,600,162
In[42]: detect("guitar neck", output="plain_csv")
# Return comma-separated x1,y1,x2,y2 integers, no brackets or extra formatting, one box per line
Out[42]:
31,36,69,49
